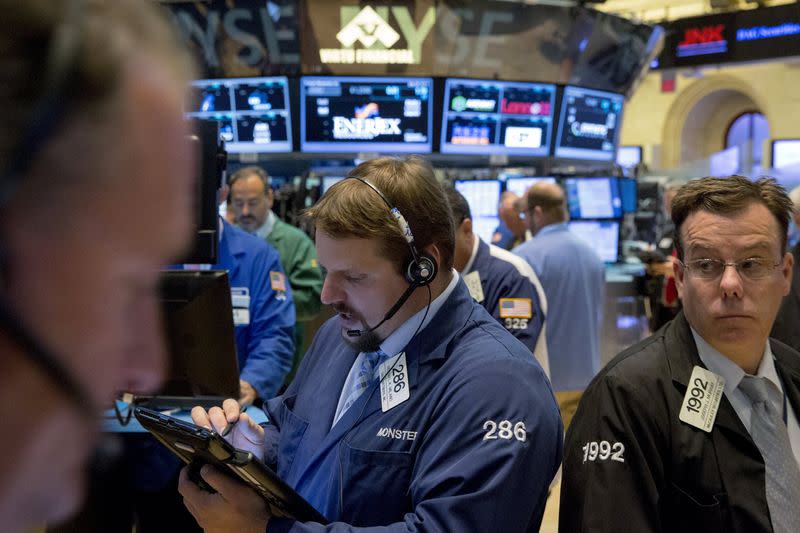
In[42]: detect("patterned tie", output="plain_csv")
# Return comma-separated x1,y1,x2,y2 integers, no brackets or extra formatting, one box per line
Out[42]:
739,375,800,533
339,349,386,419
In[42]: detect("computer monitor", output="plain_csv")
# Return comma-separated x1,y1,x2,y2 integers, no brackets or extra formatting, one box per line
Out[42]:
151,270,240,407
502,176,557,197
440,79,557,156
300,76,433,153
321,176,345,195
564,177,622,219
554,86,625,161
618,177,638,214
186,77,293,154
455,179,502,243
771,139,800,169
617,145,642,168
568,220,620,263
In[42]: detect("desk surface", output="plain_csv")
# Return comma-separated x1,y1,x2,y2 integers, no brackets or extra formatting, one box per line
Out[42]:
103,401,268,433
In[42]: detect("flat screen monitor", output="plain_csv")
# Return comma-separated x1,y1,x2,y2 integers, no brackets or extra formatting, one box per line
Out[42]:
772,139,800,169
455,179,502,243
502,176,557,197
300,76,433,153
555,86,625,161
568,220,620,263
186,77,292,154
321,176,345,194
618,177,638,214
154,270,240,404
564,177,622,219
617,145,642,168
441,79,557,156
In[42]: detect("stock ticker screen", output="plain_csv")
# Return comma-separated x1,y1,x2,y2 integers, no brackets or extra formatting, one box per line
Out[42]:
441,79,556,157
300,77,433,153
564,177,622,219
186,77,292,154
555,86,624,161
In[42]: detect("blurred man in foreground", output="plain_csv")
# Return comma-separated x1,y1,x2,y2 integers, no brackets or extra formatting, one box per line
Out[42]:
0,1,195,531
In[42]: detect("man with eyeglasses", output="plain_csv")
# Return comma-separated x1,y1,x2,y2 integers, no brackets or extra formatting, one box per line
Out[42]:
560,176,800,532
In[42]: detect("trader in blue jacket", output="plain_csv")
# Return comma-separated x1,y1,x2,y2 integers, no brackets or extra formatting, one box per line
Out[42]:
214,216,296,404
180,157,562,532
442,184,550,377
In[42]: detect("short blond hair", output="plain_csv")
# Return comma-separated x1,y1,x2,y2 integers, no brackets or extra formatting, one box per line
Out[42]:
305,157,455,272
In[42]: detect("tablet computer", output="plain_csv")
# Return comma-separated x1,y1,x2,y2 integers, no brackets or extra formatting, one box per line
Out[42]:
134,406,328,524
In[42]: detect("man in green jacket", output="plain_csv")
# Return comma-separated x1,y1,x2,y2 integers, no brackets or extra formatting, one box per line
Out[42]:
228,166,323,383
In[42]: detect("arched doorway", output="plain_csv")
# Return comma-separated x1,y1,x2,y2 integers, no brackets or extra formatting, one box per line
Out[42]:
661,75,769,170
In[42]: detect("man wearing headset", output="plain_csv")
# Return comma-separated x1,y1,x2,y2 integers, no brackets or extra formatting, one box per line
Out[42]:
180,157,563,532
0,1,195,531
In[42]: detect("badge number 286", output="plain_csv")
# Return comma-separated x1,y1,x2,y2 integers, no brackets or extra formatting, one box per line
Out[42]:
390,363,405,393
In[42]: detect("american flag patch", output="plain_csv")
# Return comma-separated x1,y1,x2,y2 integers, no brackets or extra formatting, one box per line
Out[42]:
270,271,287,292
499,298,532,319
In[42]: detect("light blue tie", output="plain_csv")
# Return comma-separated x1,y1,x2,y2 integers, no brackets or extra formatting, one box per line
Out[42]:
739,375,800,533
339,349,386,419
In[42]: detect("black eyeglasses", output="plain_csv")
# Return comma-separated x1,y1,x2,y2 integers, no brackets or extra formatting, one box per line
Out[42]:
677,257,783,281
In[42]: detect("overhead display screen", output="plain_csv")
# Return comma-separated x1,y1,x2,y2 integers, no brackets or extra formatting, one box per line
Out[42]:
569,220,620,263
564,177,622,219
441,79,557,156
501,176,557,197
186,77,292,154
455,180,502,243
301,77,433,154
555,86,625,161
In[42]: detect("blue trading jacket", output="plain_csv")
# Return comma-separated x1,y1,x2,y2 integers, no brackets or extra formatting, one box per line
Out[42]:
216,219,295,400
263,278,562,532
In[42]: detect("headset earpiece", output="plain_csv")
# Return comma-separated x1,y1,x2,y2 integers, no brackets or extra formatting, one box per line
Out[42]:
406,254,437,286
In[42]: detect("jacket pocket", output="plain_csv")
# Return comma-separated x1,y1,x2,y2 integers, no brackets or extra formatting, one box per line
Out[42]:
668,482,727,531
339,445,414,525
276,394,309,478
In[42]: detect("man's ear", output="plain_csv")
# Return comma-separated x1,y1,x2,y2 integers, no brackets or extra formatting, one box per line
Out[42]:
460,218,472,236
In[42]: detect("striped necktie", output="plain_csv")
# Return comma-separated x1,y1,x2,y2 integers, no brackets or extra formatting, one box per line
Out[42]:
739,375,800,533
338,349,386,420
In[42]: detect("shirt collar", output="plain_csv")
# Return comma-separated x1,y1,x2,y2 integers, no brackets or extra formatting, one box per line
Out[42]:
462,236,480,274
254,211,276,240
692,327,784,400
534,222,569,238
378,269,460,357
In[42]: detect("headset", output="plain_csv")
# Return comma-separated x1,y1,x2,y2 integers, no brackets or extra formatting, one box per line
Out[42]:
0,0,96,415
344,176,438,338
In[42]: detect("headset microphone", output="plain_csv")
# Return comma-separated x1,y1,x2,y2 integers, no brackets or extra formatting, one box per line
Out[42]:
346,281,419,337
343,176,438,338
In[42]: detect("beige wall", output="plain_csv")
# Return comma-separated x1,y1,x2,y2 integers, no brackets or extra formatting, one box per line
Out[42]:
621,60,800,169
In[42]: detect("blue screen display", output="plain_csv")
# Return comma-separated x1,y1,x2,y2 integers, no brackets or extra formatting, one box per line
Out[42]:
555,86,624,161
568,220,620,263
441,79,556,156
186,77,292,154
301,77,432,154
564,177,622,219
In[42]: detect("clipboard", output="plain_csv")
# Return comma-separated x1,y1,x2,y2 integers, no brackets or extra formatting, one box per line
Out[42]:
134,406,328,524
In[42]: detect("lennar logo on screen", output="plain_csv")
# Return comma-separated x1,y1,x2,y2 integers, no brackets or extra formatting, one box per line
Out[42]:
320,6,435,65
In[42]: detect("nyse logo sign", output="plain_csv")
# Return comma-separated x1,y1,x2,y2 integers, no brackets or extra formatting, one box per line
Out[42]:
320,5,435,65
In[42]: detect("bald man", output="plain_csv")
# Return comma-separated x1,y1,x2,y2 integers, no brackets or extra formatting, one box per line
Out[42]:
513,182,605,430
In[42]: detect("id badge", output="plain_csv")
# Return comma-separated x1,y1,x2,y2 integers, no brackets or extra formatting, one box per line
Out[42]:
679,366,725,433
379,352,410,412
